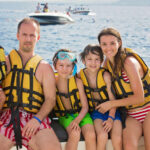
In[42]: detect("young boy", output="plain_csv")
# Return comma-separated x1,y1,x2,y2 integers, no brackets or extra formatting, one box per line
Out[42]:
79,44,122,150
52,49,96,150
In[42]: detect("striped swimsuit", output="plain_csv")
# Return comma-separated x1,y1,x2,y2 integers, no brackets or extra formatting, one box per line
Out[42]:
0,109,51,149
122,70,150,123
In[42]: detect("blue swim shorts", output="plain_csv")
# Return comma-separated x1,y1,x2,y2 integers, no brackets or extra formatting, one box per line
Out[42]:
91,110,121,121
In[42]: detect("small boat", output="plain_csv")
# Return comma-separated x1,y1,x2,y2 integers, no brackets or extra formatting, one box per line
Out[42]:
67,6,93,15
28,12,74,25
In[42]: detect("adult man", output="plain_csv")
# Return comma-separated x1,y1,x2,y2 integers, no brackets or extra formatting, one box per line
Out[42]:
0,18,61,150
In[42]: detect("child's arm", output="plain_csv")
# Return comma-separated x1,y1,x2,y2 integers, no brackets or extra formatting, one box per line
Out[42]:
0,85,6,110
104,71,116,117
72,77,88,125
98,71,116,132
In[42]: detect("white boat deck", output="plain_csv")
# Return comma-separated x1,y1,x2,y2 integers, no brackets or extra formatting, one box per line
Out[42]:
10,136,145,150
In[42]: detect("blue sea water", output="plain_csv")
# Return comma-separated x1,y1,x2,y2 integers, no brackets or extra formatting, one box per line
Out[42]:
0,0,150,69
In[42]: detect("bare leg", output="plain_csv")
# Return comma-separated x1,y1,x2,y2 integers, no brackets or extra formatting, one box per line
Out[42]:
143,111,150,150
0,133,14,150
94,119,108,150
123,116,142,150
29,128,61,150
81,124,96,150
110,120,122,150
65,125,81,150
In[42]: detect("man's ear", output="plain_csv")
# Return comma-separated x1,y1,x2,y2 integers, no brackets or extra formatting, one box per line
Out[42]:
37,35,40,41
16,33,19,40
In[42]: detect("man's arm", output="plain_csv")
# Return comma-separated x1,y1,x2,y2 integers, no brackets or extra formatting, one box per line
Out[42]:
22,60,56,137
35,60,56,121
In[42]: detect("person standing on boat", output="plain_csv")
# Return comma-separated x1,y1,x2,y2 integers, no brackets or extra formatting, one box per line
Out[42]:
52,49,96,150
79,44,122,150
0,18,61,150
43,3,49,13
97,27,150,150
0,46,6,109
35,2,41,13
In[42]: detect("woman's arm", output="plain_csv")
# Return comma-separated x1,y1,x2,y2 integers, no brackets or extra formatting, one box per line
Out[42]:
98,56,145,113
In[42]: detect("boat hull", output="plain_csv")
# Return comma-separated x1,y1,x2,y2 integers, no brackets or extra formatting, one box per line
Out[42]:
28,12,74,25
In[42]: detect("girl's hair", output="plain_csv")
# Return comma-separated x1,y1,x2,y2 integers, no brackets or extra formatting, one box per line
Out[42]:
52,49,77,68
80,44,103,63
97,27,126,77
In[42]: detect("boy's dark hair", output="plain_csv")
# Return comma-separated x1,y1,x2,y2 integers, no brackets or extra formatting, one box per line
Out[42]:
80,44,103,62
52,49,77,68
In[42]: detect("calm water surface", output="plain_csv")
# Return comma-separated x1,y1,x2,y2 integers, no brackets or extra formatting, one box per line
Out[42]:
0,1,150,69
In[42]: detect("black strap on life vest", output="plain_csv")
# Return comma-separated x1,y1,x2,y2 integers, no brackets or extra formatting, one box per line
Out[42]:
4,65,43,149
84,85,109,112
4,67,44,110
6,65,22,150
55,89,81,116
0,61,6,82
143,80,150,97
114,77,133,98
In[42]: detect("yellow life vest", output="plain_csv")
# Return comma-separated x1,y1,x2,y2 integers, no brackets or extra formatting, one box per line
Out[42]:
0,46,6,82
2,49,44,113
107,48,150,110
53,74,81,117
80,68,109,112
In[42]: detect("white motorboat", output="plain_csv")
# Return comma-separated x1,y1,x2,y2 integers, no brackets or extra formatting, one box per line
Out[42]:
28,12,74,25
67,6,94,15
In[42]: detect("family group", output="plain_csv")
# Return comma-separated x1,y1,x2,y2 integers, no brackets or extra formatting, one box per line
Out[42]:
0,17,150,150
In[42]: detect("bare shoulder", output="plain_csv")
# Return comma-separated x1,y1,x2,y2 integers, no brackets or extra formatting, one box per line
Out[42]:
124,56,140,69
124,56,144,79
103,70,111,84
76,77,84,88
36,60,55,84
37,60,54,73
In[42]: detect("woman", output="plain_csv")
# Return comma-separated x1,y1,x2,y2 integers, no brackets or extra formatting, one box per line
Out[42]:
96,27,150,150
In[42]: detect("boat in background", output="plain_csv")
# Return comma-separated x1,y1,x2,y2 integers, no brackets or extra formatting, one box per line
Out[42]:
67,6,95,15
28,12,74,25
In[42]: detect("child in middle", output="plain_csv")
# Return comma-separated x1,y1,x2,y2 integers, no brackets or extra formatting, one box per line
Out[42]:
79,44,122,150
52,49,96,150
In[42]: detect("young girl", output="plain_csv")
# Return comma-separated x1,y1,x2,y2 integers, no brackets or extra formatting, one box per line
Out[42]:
79,44,122,150
97,27,150,150
52,49,96,150
0,46,6,109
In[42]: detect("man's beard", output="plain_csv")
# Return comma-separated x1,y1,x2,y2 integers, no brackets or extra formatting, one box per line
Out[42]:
22,42,33,52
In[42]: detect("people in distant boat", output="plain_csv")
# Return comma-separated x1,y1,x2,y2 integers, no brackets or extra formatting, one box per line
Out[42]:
66,11,70,16
43,3,49,12
35,2,41,13
0,18,61,150
78,44,122,150
97,27,150,150
0,46,6,110
52,49,96,150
